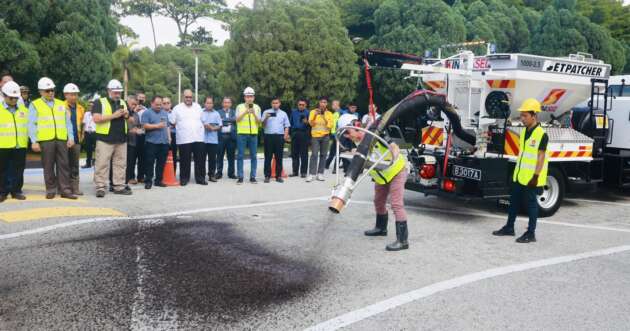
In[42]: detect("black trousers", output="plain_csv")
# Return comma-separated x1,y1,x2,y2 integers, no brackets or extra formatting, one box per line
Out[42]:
178,142,205,183
126,144,137,182
264,134,284,178
291,130,309,176
205,143,218,177
325,135,337,169
136,134,146,181
83,132,96,165
144,142,169,184
217,134,236,177
0,148,26,195
170,131,177,174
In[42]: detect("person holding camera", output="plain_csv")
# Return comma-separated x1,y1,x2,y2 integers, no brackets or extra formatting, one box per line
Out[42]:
307,96,333,182
92,79,132,197
262,97,290,183
141,95,171,189
289,99,310,178
235,87,262,184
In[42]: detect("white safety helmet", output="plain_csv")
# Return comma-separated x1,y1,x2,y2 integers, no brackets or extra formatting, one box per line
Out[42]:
243,86,255,96
63,83,80,94
38,77,56,90
106,79,123,92
1,81,21,98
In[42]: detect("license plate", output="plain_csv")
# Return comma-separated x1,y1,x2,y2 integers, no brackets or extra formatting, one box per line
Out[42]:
453,165,482,181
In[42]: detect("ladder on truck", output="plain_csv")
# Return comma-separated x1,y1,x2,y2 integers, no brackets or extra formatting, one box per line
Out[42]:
593,78,630,188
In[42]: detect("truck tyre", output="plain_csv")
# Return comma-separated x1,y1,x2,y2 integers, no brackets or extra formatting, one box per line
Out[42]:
537,167,565,217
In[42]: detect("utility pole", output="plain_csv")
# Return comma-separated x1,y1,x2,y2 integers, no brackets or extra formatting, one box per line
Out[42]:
192,48,202,104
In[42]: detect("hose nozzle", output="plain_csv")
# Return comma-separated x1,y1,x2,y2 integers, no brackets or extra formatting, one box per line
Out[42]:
329,178,356,213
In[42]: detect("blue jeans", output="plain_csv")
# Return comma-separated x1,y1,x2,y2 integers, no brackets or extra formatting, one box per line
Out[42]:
506,182,540,233
237,134,258,179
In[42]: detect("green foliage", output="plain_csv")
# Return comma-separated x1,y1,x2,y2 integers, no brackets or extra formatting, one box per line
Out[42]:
0,21,40,82
225,0,358,108
0,0,118,92
368,0,466,108
116,45,227,101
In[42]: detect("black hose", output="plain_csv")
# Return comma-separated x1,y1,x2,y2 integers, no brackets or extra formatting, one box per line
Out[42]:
344,90,475,182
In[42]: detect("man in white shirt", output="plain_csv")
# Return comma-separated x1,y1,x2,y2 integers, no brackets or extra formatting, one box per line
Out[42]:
169,89,206,186
82,100,97,168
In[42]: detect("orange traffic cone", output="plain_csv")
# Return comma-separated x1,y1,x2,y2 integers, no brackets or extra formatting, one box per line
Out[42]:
162,151,179,186
271,156,288,178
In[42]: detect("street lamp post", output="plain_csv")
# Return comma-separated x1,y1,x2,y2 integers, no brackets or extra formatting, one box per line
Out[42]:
175,66,182,104
192,47,202,104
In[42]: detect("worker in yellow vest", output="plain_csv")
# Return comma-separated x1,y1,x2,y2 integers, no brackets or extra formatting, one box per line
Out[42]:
235,86,262,184
493,98,549,243
92,79,131,197
27,77,77,200
63,83,85,195
0,82,29,202
343,119,410,251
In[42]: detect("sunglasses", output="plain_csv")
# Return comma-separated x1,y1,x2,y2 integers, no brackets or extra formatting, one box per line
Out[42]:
44,89,54,93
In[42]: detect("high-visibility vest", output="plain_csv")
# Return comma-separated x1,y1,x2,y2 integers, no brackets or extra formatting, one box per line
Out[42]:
513,125,548,187
368,141,407,185
331,111,340,134
0,103,29,148
32,97,68,142
236,103,261,135
95,98,128,135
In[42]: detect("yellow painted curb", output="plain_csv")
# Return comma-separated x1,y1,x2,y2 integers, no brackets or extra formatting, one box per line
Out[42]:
0,207,125,223
3,195,86,203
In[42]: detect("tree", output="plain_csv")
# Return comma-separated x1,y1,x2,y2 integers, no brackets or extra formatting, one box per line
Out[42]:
159,0,227,43
225,0,358,107
178,27,215,47
119,0,161,49
112,42,145,99
0,0,119,92
0,21,40,83
368,0,466,109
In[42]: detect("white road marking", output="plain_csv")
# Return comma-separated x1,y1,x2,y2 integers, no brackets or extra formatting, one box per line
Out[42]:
566,198,630,207
349,200,630,233
305,244,630,331
0,196,328,241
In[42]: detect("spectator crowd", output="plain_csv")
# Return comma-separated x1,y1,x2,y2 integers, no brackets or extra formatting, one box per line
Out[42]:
1,74,375,201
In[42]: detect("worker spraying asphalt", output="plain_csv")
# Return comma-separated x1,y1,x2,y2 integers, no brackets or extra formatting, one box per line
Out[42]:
329,90,466,251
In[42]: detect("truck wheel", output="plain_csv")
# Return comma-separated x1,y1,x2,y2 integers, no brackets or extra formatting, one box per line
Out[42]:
537,167,565,217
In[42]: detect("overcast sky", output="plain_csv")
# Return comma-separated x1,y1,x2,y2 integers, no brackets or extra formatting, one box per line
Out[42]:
120,0,253,49
122,0,630,50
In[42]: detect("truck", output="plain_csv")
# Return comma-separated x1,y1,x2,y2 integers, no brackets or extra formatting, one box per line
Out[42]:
386,49,630,217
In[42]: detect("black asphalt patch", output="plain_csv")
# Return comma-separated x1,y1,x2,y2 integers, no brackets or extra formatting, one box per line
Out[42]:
133,219,322,326
0,218,322,329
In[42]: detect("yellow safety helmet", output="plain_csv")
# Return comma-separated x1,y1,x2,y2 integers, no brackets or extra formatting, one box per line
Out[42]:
518,98,542,113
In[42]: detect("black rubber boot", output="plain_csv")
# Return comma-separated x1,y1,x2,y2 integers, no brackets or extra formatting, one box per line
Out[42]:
364,214,388,236
386,221,409,251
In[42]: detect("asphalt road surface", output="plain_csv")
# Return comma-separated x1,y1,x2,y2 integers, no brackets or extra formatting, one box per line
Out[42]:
1,161,630,330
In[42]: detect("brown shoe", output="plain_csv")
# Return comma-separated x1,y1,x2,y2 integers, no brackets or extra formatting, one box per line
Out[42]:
11,192,26,200
0,194,7,203
73,190,84,196
60,193,78,200
128,179,138,185
46,193,55,199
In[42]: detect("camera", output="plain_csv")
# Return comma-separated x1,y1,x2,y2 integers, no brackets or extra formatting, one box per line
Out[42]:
270,112,277,117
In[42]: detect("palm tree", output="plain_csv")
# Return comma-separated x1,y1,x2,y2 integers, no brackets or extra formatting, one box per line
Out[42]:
112,42,145,99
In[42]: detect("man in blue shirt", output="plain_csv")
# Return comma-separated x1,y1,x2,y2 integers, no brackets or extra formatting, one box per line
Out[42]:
202,96,222,182
262,97,291,183
289,99,310,178
141,96,170,189
217,97,237,180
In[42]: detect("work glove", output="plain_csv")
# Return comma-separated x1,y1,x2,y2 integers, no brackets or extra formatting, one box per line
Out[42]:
527,175,539,188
